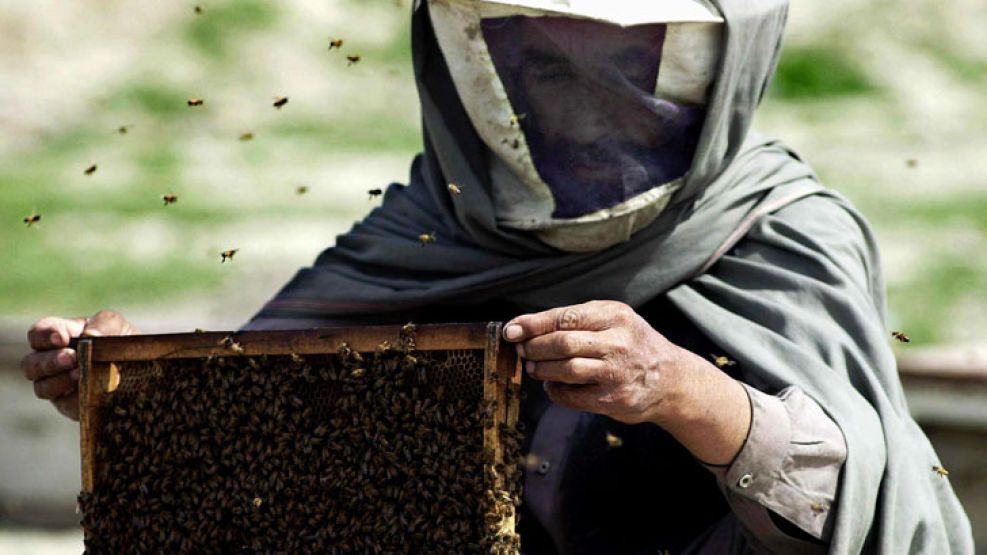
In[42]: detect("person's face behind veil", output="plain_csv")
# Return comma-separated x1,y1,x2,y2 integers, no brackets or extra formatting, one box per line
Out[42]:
482,17,706,219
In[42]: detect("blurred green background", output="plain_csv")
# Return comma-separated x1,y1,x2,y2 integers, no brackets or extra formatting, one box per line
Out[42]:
2,0,986,344
2,0,987,552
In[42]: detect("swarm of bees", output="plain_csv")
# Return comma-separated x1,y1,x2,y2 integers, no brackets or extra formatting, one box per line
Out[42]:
710,354,736,368
161,193,178,206
220,248,238,263
78,332,522,553
84,163,98,176
272,96,288,109
419,231,437,247
23,212,41,227
891,331,911,344
186,98,204,107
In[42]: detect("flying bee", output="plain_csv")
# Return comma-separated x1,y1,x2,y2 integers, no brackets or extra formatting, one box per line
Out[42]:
194,5,203,14
710,354,736,368
117,124,132,134
328,38,344,51
220,248,239,263
810,502,827,514
367,188,383,200
162,193,178,206
509,113,526,127
932,465,949,477
238,132,254,141
906,159,918,169
272,96,289,109
23,211,41,227
605,432,623,448
84,163,97,175
418,231,436,246
187,98,204,106
296,185,309,195
346,55,361,66
891,331,911,344
447,183,463,195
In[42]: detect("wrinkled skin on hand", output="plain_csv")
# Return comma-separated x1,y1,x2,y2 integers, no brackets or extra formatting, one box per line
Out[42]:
503,300,690,425
21,310,139,421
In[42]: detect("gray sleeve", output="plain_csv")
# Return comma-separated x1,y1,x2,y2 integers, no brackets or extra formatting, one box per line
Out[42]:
704,383,846,554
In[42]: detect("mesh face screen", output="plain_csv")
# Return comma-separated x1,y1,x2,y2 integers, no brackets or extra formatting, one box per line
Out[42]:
481,16,706,218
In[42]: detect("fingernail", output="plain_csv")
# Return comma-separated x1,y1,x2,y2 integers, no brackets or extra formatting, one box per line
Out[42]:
50,332,63,347
58,350,76,367
504,324,522,341
70,368,80,380
525,361,536,375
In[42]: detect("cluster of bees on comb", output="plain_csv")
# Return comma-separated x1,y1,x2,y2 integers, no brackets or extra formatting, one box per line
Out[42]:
78,327,522,553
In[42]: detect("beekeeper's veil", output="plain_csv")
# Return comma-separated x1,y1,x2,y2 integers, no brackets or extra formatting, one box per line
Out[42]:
429,0,723,251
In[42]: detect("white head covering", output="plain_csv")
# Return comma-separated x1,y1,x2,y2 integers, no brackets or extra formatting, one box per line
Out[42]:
429,0,723,251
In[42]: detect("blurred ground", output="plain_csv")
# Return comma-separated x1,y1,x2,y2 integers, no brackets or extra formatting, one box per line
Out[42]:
1,0,985,552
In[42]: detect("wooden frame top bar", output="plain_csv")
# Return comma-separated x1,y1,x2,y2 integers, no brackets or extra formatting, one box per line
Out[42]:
78,323,494,362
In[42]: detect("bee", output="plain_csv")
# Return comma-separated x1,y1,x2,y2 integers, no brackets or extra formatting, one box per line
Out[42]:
84,163,98,175
162,193,178,206
194,5,203,14
418,231,436,246
117,124,132,134
605,432,623,448
273,96,288,109
447,183,463,195
23,211,41,227
501,137,521,149
891,331,911,344
710,354,737,368
509,113,526,127
810,502,827,514
219,334,244,354
346,55,361,66
296,185,309,195
238,132,254,141
906,159,918,169
932,465,949,477
351,368,365,379
253,497,263,508
328,38,344,51
194,328,206,333
220,248,239,263
187,98,204,106
367,188,383,200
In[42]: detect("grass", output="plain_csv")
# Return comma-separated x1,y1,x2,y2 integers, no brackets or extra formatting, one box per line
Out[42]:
769,45,879,100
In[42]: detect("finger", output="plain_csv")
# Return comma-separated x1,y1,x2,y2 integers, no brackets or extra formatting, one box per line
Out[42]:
82,310,138,337
20,349,77,381
27,316,87,350
519,330,609,361
526,358,610,385
504,301,614,342
52,391,81,422
544,382,611,414
33,373,79,401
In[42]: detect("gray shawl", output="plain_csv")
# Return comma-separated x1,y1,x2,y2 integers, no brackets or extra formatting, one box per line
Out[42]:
252,0,973,551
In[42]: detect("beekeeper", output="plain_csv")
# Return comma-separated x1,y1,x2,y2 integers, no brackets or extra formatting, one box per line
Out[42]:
22,0,972,553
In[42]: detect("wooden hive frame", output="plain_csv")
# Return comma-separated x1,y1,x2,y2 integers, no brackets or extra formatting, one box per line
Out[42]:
76,322,521,547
